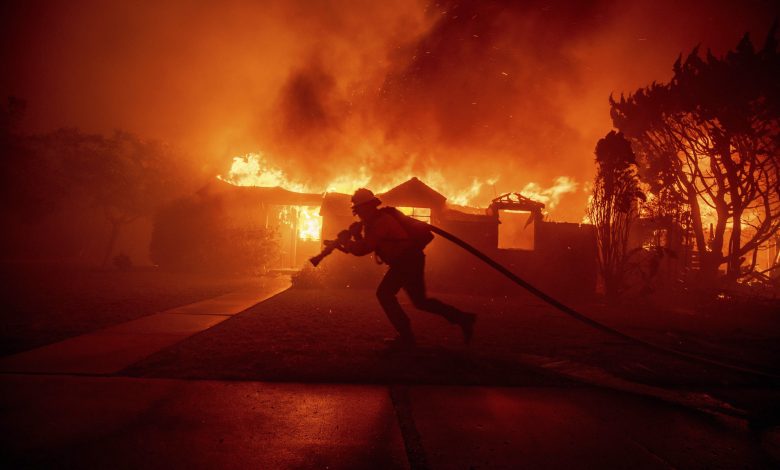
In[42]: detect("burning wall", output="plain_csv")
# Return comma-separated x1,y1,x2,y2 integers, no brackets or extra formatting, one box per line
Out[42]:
214,172,596,295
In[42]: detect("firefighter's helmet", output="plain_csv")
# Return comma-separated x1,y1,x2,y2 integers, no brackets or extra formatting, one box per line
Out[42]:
351,188,381,210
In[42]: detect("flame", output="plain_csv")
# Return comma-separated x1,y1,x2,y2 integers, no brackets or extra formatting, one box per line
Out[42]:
518,176,578,209
397,206,431,221
218,153,310,193
219,152,576,211
298,206,322,241
277,205,323,241
325,167,372,194
423,173,499,206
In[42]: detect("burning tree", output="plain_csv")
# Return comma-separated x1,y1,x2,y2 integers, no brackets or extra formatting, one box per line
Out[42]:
610,25,780,283
587,131,644,299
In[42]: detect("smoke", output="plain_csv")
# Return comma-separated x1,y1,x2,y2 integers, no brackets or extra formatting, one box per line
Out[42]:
3,0,778,220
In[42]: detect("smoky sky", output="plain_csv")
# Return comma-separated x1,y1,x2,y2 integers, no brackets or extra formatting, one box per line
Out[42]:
2,0,778,220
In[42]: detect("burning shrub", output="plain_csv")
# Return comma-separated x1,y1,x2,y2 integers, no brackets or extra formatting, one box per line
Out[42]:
150,196,278,275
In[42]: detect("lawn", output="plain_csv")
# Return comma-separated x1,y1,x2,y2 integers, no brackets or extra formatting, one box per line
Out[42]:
0,262,260,356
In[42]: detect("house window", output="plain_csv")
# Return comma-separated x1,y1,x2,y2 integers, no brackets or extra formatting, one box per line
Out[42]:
498,210,535,250
397,207,431,223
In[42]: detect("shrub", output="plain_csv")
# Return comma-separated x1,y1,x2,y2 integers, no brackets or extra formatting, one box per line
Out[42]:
150,195,278,274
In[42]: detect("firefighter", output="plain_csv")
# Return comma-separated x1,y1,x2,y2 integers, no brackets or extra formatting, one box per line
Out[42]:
339,188,476,347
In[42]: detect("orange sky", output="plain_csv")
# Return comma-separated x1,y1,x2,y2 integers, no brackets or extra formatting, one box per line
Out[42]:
2,0,777,220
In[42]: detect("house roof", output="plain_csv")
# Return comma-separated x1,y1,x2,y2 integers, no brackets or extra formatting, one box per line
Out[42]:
378,177,447,209
201,178,324,206
488,192,545,212
320,192,352,217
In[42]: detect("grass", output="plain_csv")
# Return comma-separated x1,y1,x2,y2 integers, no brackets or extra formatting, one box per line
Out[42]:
0,262,260,355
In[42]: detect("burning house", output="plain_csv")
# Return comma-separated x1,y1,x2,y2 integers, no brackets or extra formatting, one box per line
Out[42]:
208,175,597,297
197,180,325,269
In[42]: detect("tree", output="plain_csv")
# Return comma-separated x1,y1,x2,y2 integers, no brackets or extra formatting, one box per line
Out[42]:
41,129,184,267
587,131,644,299
2,98,193,264
610,24,780,283
0,97,68,223
38,129,184,266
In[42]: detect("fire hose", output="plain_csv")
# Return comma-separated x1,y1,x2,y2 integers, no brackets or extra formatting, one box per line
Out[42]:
310,222,780,381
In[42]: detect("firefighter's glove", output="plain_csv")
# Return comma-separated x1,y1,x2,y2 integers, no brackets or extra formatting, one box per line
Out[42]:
336,229,352,245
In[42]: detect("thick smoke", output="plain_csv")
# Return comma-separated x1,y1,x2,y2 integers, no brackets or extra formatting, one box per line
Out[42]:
3,0,778,220
267,1,613,194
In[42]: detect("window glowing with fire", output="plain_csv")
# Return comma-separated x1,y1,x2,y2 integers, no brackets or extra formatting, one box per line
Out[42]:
397,207,431,223
297,206,322,241
278,206,322,241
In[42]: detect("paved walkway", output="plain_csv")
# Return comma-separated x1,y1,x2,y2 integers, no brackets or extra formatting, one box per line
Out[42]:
0,276,291,375
1,374,776,469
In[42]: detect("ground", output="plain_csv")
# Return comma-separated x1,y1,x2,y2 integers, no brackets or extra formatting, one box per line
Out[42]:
123,285,780,425
0,263,259,356
2,271,779,467
125,286,779,384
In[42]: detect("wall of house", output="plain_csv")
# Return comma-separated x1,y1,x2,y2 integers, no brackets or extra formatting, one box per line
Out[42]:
427,219,597,299
316,212,597,298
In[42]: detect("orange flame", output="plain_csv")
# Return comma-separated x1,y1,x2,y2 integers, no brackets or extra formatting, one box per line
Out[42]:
218,153,310,192
219,152,577,210
518,176,578,210
297,206,322,241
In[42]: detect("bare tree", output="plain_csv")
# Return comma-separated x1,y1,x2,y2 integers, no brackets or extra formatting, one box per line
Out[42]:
587,131,644,299
610,25,780,283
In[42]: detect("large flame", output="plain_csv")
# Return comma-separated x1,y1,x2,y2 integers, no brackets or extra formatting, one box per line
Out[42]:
218,153,311,193
219,152,577,211
276,205,323,241
518,176,578,210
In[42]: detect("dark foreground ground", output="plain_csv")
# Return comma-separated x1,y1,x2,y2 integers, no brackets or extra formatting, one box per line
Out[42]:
0,263,259,356
2,278,780,467
125,287,779,384
4,374,777,469
124,286,780,424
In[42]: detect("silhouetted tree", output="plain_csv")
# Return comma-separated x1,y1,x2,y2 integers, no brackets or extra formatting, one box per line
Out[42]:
0,97,69,223
38,129,183,266
587,131,644,299
611,24,780,283
1,97,197,264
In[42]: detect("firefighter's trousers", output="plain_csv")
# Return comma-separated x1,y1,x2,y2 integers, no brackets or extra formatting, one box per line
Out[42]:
376,251,469,340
